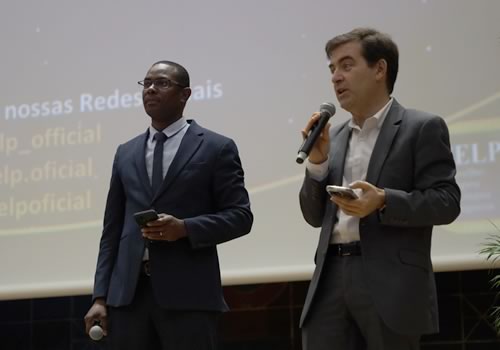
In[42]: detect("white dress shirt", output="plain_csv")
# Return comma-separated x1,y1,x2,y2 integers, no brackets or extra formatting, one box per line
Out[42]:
307,98,393,243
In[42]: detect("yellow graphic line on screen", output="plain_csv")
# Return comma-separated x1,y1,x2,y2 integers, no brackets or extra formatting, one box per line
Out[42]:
445,90,500,124
248,174,304,195
246,91,500,198
0,174,306,236
4,92,500,237
0,220,101,236
449,117,500,134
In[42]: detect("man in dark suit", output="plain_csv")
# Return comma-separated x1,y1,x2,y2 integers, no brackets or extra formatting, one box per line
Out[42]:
84,60,253,350
299,28,461,350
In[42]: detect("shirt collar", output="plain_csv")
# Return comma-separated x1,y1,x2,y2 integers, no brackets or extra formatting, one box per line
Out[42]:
348,97,393,130
149,117,188,141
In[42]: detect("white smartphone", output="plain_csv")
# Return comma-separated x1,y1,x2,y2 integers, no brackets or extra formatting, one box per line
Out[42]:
326,185,358,200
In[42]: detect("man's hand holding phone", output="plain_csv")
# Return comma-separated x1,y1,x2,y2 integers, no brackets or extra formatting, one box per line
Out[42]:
135,209,187,242
326,181,385,218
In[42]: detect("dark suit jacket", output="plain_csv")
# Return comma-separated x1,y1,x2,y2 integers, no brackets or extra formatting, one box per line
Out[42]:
299,100,461,335
92,120,253,312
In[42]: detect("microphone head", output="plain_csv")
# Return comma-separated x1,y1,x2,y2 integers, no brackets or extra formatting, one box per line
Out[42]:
89,324,104,341
296,151,307,164
319,102,336,118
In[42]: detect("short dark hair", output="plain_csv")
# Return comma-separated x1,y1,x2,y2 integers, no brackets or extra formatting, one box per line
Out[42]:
152,60,190,87
325,28,399,94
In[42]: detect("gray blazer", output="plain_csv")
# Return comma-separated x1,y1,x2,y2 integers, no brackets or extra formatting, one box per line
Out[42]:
299,99,461,335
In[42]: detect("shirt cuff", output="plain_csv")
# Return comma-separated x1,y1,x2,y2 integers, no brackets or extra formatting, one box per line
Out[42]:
306,157,329,181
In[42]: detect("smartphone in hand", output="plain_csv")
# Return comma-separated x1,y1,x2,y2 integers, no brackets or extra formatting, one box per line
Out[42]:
326,185,358,200
133,209,159,227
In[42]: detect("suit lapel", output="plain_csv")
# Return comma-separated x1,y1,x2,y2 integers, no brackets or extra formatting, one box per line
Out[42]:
152,121,203,202
329,121,351,185
133,130,153,198
366,100,404,184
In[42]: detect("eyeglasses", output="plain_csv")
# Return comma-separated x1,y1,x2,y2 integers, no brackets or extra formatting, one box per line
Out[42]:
137,78,185,89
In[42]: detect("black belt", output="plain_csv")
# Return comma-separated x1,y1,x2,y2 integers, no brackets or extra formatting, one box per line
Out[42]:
142,261,151,276
328,241,362,257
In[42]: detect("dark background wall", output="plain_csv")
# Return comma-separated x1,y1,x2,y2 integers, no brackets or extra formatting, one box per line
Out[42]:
1,269,499,350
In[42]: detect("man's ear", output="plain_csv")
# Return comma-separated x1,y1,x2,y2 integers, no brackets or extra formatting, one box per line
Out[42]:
180,87,192,103
375,59,387,81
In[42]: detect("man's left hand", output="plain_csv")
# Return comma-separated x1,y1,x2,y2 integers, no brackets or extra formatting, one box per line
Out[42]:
141,214,187,241
330,181,385,218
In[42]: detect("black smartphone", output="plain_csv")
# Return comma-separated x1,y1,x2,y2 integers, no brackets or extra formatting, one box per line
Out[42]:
133,209,159,227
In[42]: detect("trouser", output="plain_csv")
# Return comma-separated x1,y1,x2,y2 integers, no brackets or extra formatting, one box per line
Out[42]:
108,271,220,350
302,254,420,350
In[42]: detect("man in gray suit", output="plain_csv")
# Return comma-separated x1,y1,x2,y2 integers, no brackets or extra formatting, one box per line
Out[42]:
299,28,461,350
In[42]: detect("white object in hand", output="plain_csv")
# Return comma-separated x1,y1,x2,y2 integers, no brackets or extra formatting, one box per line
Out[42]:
89,324,104,341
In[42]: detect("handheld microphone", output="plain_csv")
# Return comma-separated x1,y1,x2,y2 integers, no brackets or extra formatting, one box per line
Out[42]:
296,103,336,164
89,323,104,341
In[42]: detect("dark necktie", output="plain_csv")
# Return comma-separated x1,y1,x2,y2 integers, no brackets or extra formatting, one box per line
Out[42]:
152,132,168,192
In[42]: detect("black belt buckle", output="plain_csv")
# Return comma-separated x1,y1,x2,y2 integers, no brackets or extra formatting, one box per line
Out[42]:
330,242,361,257
338,244,351,257
143,261,151,276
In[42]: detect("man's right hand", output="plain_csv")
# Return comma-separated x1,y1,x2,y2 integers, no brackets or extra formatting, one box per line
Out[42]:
301,112,331,164
84,298,108,336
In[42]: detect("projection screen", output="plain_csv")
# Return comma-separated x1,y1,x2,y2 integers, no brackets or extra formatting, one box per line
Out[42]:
1,0,500,300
